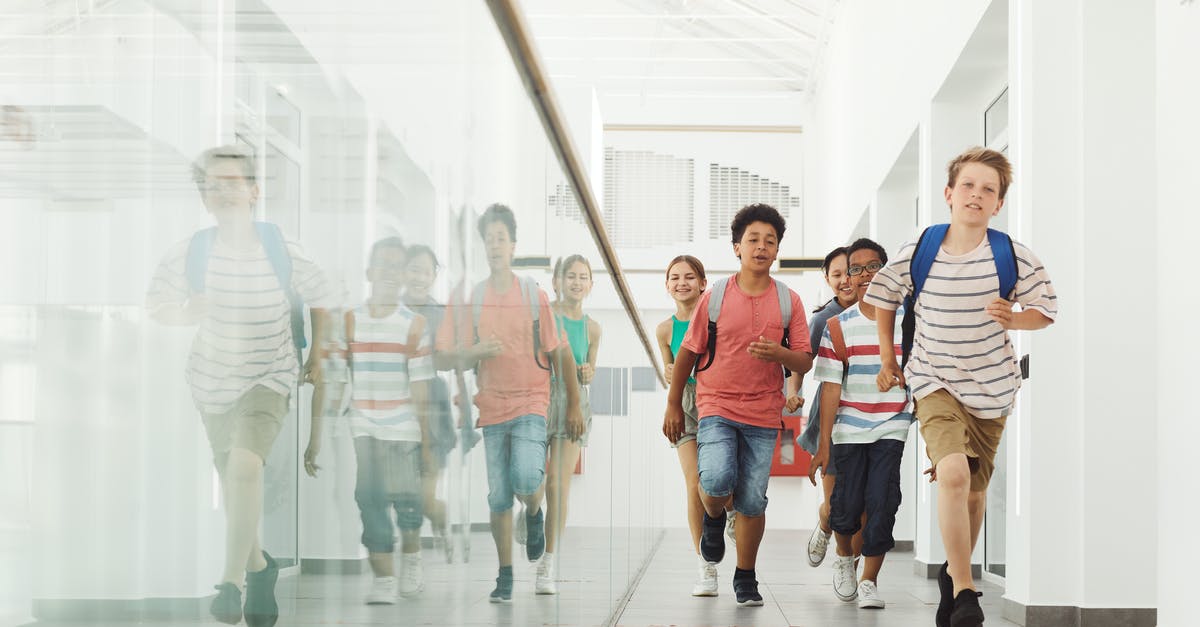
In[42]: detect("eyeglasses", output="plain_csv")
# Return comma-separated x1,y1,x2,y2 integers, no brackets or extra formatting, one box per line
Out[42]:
201,177,250,193
847,261,884,276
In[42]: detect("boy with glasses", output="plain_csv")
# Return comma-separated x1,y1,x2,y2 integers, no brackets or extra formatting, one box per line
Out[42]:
865,147,1057,627
808,238,913,610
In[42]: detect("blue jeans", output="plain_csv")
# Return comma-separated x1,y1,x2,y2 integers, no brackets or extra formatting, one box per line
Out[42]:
830,438,905,556
482,414,547,513
696,416,779,517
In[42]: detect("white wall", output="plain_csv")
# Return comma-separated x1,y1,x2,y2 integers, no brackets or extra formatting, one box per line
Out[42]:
1155,2,1198,626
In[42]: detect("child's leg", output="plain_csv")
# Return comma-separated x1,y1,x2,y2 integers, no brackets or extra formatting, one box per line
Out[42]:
936,452,974,593
860,439,905,583
731,422,779,571
353,438,396,577
696,418,737,517
819,473,836,533
675,439,703,553
482,424,515,567
221,447,267,585
829,444,868,558
421,470,447,533
545,437,582,554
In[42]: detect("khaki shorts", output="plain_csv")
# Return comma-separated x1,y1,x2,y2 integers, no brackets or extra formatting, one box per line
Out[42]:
547,377,592,445
202,385,289,471
671,381,699,448
915,389,1007,492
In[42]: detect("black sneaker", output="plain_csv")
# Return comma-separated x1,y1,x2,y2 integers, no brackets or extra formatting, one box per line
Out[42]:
210,582,242,625
936,561,954,627
489,570,513,603
950,588,985,627
244,552,279,627
699,512,727,564
526,508,546,562
733,569,763,607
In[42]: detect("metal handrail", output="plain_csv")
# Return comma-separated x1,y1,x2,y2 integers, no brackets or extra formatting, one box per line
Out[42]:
485,0,666,387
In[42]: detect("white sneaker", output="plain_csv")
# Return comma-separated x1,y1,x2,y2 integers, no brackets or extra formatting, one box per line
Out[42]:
725,513,737,546
398,553,424,597
514,507,527,545
365,576,397,605
535,555,558,595
806,525,831,567
857,579,885,609
691,559,719,597
832,555,858,602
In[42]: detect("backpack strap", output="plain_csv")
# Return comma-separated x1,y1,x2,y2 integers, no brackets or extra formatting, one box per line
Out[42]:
827,315,848,367
184,227,218,293
987,228,1019,300
518,275,551,371
774,278,793,376
254,222,307,352
693,277,729,374
901,224,948,369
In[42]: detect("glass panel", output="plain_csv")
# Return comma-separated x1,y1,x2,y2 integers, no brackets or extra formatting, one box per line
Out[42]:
0,1,661,625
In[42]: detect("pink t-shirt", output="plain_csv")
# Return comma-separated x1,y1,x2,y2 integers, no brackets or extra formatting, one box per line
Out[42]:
437,275,562,427
681,274,811,429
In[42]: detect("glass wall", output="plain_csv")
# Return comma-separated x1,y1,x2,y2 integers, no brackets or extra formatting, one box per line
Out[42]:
0,1,663,625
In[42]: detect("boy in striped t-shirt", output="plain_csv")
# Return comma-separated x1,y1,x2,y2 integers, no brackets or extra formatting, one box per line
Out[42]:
148,146,333,627
866,147,1057,627
346,237,435,604
809,238,913,610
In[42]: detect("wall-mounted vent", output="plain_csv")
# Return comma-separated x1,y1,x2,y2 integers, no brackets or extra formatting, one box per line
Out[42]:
602,147,694,248
708,164,800,239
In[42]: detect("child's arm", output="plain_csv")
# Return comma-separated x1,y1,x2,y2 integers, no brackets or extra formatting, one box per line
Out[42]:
304,308,329,385
663,348,699,443
807,380,841,486
412,379,434,473
654,320,675,384
986,298,1054,330
580,317,601,385
555,344,585,440
876,308,905,392
785,372,803,413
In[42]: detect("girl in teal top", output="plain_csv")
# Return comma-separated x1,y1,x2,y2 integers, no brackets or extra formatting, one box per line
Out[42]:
656,254,725,597
536,254,601,595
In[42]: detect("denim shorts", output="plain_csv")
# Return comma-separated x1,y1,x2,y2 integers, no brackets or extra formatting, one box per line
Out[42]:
696,415,780,517
353,437,423,553
482,414,548,513
829,438,905,557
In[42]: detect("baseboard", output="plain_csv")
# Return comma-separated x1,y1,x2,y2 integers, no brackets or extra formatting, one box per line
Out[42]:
300,557,366,574
31,597,210,622
914,558,981,579
893,540,914,552
1003,598,1157,627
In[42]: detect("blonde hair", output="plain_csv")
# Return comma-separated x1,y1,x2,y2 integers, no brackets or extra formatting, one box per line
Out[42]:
947,146,1013,199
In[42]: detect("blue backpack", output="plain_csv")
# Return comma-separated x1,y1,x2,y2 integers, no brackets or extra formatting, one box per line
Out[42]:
901,224,1017,369
184,222,307,357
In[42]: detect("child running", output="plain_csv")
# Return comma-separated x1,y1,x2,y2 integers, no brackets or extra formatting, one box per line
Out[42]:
866,147,1057,627
535,254,602,595
808,238,913,610
654,254,718,597
663,203,813,606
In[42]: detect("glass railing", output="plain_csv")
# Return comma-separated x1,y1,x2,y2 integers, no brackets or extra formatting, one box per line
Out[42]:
0,1,663,625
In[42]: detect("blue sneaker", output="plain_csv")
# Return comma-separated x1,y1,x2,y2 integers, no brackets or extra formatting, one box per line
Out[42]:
489,569,513,603
244,551,279,627
525,508,545,562
699,511,726,564
210,582,241,625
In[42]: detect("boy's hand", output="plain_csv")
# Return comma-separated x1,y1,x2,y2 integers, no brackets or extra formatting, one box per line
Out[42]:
662,404,686,443
808,448,829,486
924,465,938,483
303,440,321,477
785,394,804,413
566,406,586,441
472,338,504,361
877,360,905,391
748,336,785,363
578,363,595,385
303,356,324,385
986,297,1016,329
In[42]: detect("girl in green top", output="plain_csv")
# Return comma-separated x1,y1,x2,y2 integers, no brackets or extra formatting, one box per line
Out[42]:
655,254,723,597
535,254,601,595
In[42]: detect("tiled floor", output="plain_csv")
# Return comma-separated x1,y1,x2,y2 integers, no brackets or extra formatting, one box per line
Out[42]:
10,527,1016,626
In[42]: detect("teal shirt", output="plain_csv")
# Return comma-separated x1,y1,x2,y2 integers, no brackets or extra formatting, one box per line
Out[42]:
670,315,696,384
557,313,590,367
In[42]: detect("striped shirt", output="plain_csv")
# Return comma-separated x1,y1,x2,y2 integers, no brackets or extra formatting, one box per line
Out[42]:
863,236,1058,419
813,304,914,444
146,235,334,414
348,304,434,442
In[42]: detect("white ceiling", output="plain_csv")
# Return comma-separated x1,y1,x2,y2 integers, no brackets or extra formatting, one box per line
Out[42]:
521,0,838,98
